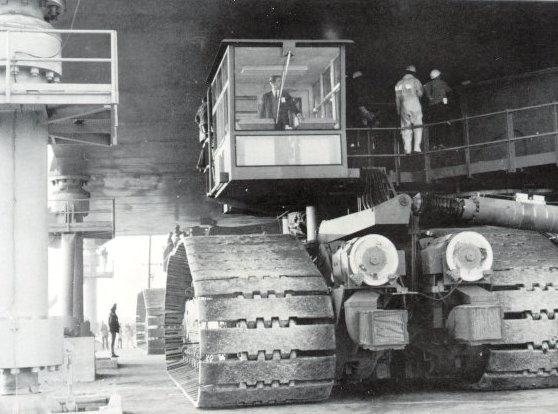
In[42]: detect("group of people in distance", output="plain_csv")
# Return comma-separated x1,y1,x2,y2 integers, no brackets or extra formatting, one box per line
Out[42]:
395,65,452,154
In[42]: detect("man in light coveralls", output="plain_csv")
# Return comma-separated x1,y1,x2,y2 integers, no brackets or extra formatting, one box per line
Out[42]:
395,65,424,154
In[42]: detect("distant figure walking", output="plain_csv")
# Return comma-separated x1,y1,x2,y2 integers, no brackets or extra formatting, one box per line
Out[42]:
108,303,120,358
124,323,134,348
100,321,109,350
395,65,424,154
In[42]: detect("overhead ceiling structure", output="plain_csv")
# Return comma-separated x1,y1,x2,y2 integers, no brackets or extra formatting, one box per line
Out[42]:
50,0,558,235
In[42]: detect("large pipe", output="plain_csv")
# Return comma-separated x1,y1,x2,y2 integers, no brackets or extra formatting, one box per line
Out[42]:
416,194,558,233
468,196,558,232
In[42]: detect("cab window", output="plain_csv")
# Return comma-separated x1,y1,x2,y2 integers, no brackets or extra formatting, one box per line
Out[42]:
211,51,230,146
234,46,341,131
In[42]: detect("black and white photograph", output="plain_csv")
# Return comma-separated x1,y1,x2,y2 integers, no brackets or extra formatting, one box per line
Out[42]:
2,1,558,413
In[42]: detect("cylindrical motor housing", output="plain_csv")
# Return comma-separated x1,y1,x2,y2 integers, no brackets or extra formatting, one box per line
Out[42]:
49,175,90,223
421,231,493,282
0,1,63,85
332,234,399,286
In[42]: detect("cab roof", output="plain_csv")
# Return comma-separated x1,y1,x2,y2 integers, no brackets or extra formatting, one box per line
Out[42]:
206,39,353,84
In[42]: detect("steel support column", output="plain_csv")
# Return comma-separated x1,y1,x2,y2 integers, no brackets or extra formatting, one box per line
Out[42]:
0,109,63,395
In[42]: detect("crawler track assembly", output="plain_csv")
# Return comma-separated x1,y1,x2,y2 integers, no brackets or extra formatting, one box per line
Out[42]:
473,227,558,389
163,235,336,408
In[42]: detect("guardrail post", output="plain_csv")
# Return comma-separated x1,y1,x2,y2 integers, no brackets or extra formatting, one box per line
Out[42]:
111,31,119,104
5,31,10,101
463,117,471,177
460,100,472,178
112,198,116,238
65,201,71,232
366,129,372,167
553,104,558,166
506,110,516,172
393,130,400,186
423,124,431,184
206,88,214,194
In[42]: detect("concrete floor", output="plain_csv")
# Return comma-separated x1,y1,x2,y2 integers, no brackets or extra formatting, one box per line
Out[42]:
2,348,558,414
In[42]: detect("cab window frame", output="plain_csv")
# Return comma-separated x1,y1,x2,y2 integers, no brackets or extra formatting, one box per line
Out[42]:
232,44,343,132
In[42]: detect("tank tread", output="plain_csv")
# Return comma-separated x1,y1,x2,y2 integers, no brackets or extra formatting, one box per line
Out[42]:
200,356,336,384
201,324,335,355
477,372,558,389
195,381,334,407
467,227,558,389
478,227,558,266
193,275,329,297
494,288,558,314
501,318,558,347
480,348,558,389
198,295,333,321
486,349,558,373
164,234,336,408
491,268,558,289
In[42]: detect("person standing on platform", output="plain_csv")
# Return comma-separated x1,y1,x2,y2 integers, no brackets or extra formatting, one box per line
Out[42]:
424,69,453,149
108,303,120,358
349,70,380,128
395,65,424,154
195,97,210,172
259,75,302,130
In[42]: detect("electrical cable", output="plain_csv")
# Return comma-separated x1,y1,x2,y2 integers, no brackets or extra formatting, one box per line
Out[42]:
60,0,81,51
416,279,463,302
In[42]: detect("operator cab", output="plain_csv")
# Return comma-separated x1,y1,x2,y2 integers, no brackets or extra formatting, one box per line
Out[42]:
205,39,359,211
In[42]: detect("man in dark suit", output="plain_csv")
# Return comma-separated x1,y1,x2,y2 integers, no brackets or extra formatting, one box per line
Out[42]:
108,303,120,357
259,75,302,130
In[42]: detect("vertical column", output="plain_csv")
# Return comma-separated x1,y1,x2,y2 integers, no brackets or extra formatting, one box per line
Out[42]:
0,110,63,395
73,234,84,324
60,233,76,330
306,206,318,243
50,175,90,332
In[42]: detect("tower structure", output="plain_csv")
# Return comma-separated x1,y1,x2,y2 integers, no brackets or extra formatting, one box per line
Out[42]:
0,0,118,395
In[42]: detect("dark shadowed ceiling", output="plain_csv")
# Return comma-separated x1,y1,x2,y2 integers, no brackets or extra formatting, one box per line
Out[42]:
50,0,558,235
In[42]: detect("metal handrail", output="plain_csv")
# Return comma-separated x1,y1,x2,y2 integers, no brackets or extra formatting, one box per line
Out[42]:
0,29,115,34
348,100,558,133
348,130,558,158
347,100,558,181
1,29,118,104
48,198,116,234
